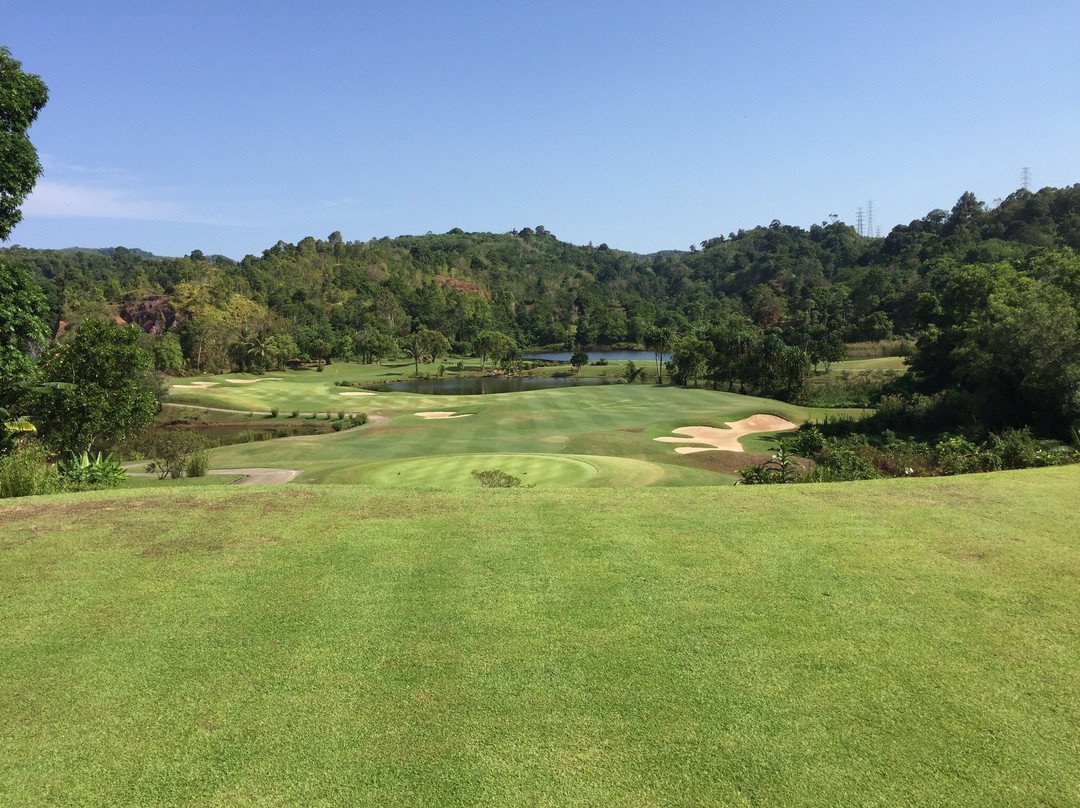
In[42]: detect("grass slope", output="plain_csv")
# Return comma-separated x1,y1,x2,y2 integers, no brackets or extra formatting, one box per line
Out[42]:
3,468,1080,805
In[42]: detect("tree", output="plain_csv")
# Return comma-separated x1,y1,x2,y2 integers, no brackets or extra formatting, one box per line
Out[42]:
33,318,161,453
400,327,450,375
0,47,49,241
0,259,49,407
570,346,589,372
668,335,712,386
475,329,514,373
644,326,671,384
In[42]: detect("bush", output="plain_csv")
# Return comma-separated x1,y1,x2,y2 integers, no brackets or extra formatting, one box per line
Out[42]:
186,450,210,478
736,446,802,485
290,410,299,418
58,450,127,489
0,441,63,498
471,468,521,488
270,407,279,418
142,430,211,479
331,421,344,432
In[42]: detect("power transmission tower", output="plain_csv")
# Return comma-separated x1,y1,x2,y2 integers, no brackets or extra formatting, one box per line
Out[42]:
856,207,865,236
867,201,874,239
1021,167,1032,190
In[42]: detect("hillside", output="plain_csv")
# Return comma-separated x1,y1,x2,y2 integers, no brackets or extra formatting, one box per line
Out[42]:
4,183,1080,436
3,468,1079,804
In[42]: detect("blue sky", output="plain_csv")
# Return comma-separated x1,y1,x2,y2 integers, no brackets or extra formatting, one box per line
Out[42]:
5,1,1080,258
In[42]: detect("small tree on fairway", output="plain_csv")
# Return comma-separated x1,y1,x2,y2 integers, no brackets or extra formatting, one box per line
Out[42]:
570,347,588,373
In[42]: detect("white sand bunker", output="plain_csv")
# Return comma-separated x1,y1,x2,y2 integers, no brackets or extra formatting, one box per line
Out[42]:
340,391,377,396
225,378,274,384
170,381,219,390
654,414,798,454
415,411,473,419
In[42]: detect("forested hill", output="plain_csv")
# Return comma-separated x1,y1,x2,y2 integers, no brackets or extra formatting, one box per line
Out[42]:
4,183,1080,367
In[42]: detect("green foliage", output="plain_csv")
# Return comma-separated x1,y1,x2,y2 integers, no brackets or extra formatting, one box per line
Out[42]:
142,429,210,479
150,333,184,375
621,360,645,383
0,47,49,241
0,439,61,497
34,318,161,453
0,259,49,404
736,445,802,485
57,450,126,489
570,347,588,371
471,468,522,488
185,449,210,478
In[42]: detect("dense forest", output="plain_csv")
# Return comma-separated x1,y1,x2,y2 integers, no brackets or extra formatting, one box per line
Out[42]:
4,184,1080,441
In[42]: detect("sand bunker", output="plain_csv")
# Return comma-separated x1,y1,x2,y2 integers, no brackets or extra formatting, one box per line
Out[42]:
654,414,798,454
225,378,274,384
170,381,219,390
415,411,473,419
339,391,377,396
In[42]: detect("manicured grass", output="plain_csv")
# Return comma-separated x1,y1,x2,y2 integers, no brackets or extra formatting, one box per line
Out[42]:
122,473,244,488
827,355,908,373
169,375,861,487
348,452,598,487
3,467,1080,804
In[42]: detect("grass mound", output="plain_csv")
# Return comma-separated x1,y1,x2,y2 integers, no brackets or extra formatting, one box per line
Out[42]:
3,466,1080,804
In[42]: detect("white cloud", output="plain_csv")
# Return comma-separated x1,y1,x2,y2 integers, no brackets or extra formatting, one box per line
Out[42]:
21,181,254,228
23,181,191,222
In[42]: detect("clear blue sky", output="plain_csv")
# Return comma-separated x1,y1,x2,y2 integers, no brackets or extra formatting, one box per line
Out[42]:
6,0,1080,258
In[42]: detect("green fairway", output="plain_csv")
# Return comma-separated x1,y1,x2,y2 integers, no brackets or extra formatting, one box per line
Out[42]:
164,369,861,487
339,452,598,487
3,467,1080,804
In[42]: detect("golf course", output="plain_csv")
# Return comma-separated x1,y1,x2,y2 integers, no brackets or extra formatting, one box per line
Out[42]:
2,363,1079,805
161,360,861,488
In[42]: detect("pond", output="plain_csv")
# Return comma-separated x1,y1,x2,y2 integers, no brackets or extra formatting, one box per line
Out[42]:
382,376,619,395
523,350,669,363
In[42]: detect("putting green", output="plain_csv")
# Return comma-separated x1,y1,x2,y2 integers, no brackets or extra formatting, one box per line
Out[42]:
344,453,598,488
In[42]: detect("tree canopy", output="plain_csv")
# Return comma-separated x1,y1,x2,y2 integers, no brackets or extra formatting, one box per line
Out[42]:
0,46,49,241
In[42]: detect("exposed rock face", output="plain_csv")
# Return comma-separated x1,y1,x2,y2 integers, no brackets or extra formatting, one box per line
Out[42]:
118,295,181,335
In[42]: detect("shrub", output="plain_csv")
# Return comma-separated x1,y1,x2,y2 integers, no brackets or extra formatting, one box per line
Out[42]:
0,440,63,498
337,411,345,420
291,410,299,418
142,430,211,479
186,450,210,478
471,468,521,488
58,450,127,489
736,446,802,485
331,421,344,432
270,407,279,418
